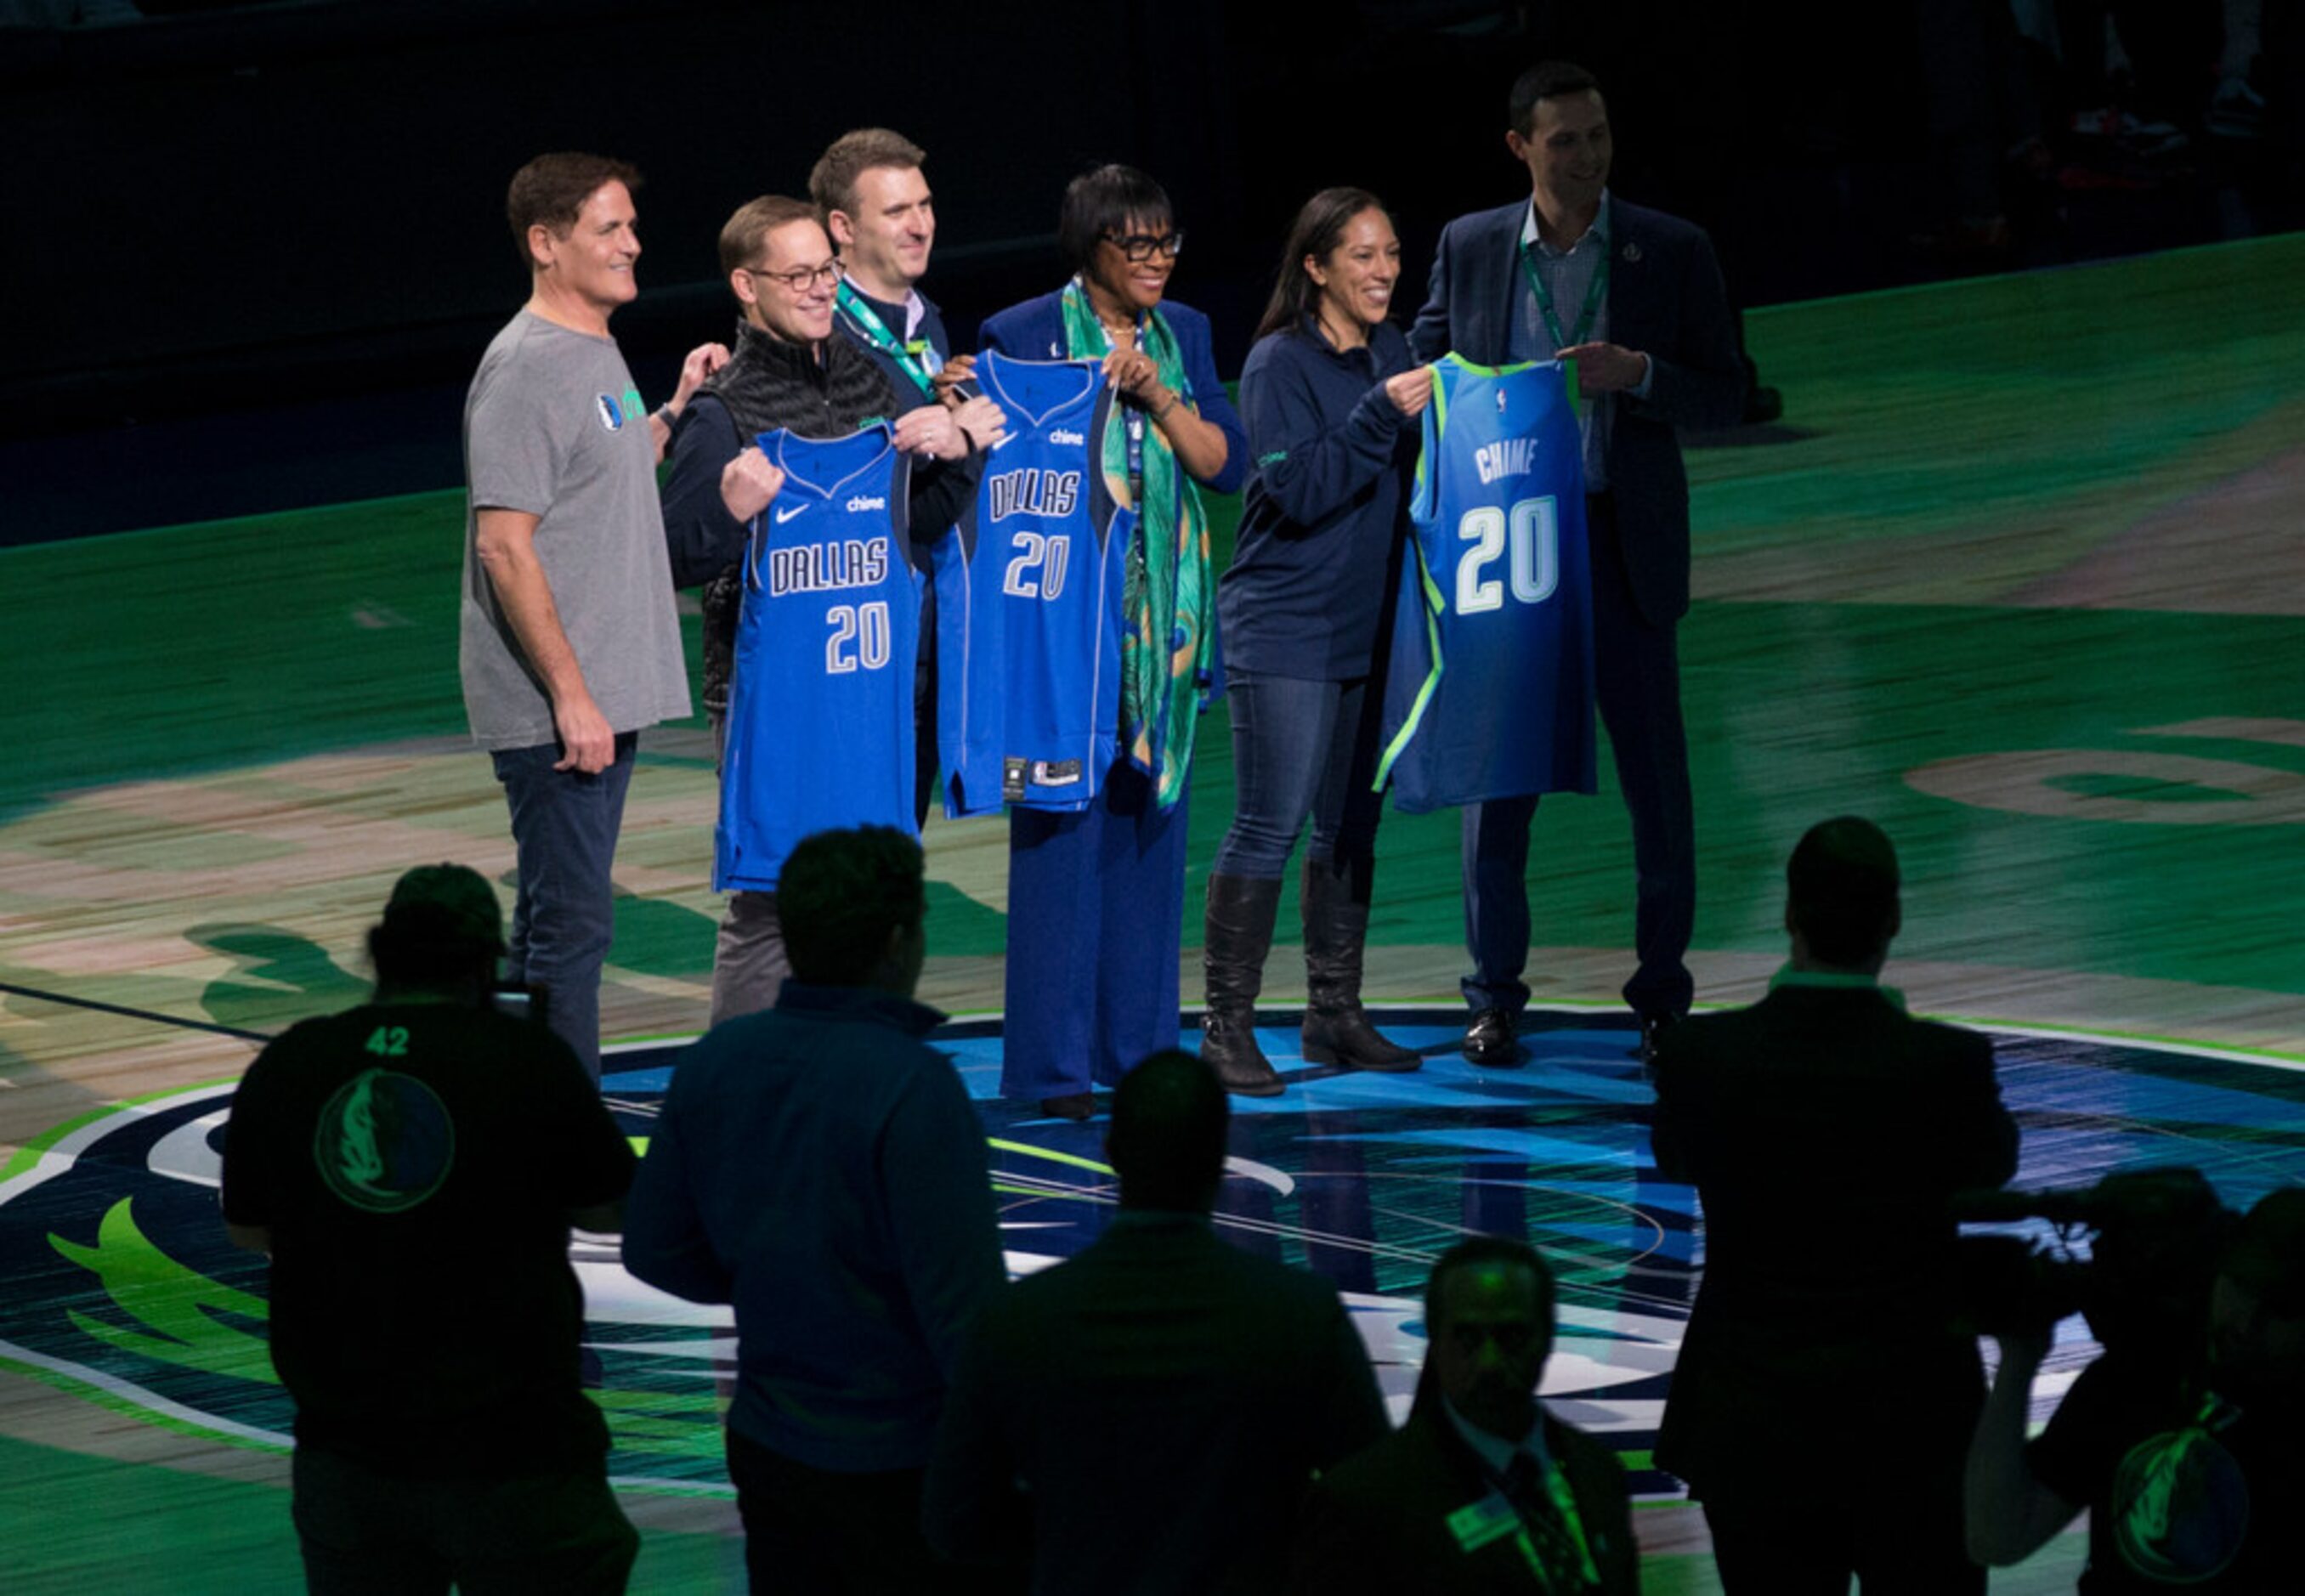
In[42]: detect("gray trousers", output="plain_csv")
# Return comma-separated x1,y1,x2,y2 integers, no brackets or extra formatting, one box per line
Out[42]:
709,708,790,1027
711,888,787,1026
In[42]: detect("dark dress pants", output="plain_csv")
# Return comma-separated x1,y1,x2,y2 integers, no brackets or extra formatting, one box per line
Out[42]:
292,1446,637,1596
1461,493,1695,1019
1001,763,1188,1101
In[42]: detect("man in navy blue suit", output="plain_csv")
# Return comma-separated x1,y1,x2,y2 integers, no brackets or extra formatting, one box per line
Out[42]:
1408,60,1746,1067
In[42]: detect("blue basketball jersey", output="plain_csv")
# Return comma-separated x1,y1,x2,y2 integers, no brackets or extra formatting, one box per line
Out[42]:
1376,354,1596,812
716,424,921,891
934,351,1128,816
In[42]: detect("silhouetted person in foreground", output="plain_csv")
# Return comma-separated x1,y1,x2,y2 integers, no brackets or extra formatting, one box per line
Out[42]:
1968,1184,2305,1591
222,863,639,1593
925,1048,1388,1593
1289,1237,1640,1594
1651,815,2019,1593
622,824,1004,1593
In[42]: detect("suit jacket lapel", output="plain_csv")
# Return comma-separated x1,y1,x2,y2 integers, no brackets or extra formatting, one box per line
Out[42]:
1605,202,1657,356
1489,203,1524,366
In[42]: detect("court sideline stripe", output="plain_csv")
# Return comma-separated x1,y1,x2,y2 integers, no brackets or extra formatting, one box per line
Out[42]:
0,980,271,1044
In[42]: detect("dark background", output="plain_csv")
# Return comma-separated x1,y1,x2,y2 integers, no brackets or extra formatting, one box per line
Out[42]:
5,0,2297,541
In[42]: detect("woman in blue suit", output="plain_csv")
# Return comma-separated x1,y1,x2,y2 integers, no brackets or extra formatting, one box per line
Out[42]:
980,164,1247,1120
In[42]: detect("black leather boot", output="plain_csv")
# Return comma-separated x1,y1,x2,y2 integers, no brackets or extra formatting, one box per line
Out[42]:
1300,854,1420,1072
1201,873,1285,1096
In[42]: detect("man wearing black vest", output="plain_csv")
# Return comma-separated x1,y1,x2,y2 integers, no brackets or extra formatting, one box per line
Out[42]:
659,195,1000,1025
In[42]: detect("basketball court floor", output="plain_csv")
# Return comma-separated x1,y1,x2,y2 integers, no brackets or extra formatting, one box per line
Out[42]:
3,235,2300,1591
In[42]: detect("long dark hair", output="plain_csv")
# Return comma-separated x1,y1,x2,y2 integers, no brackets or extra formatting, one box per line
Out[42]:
1254,186,1390,342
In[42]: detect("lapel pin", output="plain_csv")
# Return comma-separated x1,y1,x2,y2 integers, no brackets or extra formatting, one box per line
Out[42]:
1622,241,1642,263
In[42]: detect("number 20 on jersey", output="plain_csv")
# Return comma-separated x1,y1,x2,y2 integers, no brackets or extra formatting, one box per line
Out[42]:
1456,495,1558,614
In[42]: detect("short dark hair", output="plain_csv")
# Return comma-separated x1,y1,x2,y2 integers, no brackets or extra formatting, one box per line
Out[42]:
779,825,926,986
1254,186,1390,342
718,194,824,278
1425,1236,1555,1328
810,127,926,219
507,152,640,267
1787,816,1901,965
1509,59,1604,136
1107,1050,1229,1211
1057,163,1174,278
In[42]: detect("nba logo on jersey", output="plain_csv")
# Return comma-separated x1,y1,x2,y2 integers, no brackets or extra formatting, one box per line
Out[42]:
1376,354,1597,812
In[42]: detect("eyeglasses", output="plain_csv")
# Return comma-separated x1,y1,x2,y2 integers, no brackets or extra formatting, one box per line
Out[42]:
742,261,841,292
1102,229,1186,263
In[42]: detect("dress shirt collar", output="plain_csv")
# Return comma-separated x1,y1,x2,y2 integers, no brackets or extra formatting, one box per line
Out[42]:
1522,190,1613,258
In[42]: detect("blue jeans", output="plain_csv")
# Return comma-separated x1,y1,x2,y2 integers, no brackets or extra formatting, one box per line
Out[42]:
1211,671,1382,880
492,733,637,1080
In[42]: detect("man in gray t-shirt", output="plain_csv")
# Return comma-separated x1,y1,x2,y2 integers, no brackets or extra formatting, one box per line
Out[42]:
460,152,724,1078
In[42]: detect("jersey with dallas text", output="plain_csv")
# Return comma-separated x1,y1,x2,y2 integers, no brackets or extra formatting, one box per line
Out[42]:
933,351,1129,815
716,423,921,891
1376,354,1596,812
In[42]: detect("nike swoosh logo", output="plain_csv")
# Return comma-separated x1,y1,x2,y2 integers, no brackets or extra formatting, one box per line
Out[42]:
774,504,807,524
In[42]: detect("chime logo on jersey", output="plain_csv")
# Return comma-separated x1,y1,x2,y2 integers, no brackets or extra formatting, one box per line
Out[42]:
1474,438,1541,484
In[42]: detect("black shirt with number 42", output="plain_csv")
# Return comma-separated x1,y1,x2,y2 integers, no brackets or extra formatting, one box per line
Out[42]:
221,1001,636,1477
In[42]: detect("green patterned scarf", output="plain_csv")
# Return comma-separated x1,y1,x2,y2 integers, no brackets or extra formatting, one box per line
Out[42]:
1060,278,1212,810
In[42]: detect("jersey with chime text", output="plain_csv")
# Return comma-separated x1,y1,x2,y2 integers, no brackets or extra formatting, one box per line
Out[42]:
1376,354,1596,812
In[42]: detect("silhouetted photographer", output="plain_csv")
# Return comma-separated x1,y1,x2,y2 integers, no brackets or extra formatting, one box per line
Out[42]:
221,863,639,1593
1966,1179,2305,1591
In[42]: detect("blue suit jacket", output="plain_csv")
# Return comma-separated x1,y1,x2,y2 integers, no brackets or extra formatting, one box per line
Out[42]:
1408,198,1743,625
978,289,1249,495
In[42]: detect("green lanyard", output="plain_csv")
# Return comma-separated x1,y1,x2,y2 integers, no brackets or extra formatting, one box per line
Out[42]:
834,281,939,399
1518,237,1610,352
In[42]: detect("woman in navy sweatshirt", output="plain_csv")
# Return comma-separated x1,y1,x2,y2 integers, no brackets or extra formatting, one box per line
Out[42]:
1201,187,1432,1093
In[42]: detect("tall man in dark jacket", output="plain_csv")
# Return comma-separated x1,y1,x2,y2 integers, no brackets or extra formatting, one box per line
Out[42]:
1649,816,2020,1593
1408,61,1747,1067
622,824,1006,1593
1290,1237,1640,1595
658,195,1000,1025
925,1049,1389,1593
